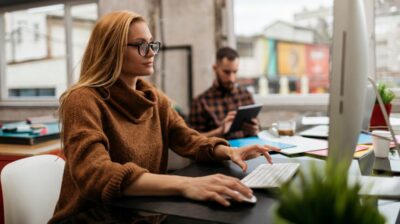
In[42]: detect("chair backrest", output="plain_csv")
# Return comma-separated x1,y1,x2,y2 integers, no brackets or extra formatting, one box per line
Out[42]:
1,155,65,224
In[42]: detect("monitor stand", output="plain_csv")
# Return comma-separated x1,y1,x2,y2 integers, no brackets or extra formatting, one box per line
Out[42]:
373,150,400,175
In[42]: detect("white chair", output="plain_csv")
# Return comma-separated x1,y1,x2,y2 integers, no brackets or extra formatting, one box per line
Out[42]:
1,155,65,224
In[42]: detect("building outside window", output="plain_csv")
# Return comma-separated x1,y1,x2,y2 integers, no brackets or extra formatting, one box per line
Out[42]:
234,0,400,103
0,1,98,101
234,0,333,97
375,0,400,88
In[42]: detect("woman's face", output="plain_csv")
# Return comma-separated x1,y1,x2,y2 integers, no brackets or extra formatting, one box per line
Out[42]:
121,21,155,77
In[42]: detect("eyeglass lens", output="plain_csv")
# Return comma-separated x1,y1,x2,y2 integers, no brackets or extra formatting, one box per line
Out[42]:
139,42,160,56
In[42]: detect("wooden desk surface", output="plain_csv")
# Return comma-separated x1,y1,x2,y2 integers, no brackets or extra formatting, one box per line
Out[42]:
0,139,61,156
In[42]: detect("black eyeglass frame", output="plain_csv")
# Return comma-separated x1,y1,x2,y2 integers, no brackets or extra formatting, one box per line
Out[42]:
127,41,161,56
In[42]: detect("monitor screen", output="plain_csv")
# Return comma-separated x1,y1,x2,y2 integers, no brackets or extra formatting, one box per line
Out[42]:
327,0,369,169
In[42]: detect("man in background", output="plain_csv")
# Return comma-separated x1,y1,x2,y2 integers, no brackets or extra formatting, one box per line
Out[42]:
189,47,259,139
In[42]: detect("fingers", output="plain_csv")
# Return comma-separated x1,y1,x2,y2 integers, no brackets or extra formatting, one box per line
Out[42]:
238,144,280,162
193,174,253,206
233,158,248,172
224,111,236,122
250,118,259,124
216,175,253,199
222,112,236,132
227,111,237,116
256,144,280,164
242,122,259,135
260,150,273,164
206,191,231,207
264,144,281,152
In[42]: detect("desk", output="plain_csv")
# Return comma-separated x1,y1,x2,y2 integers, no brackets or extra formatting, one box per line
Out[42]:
109,152,400,224
109,155,325,224
0,140,62,224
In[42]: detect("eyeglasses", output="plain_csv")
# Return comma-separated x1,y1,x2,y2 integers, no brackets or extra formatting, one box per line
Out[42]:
127,41,161,56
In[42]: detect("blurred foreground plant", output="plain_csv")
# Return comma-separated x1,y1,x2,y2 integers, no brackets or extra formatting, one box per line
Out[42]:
275,163,385,224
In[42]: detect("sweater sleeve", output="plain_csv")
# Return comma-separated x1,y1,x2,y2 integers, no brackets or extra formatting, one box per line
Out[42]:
157,93,229,162
62,89,148,202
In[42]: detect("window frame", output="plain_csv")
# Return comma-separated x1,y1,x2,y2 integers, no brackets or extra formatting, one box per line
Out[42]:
0,0,98,106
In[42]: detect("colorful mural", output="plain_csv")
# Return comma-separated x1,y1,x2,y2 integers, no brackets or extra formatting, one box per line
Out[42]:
259,38,330,93
262,39,277,78
277,42,307,76
306,45,330,93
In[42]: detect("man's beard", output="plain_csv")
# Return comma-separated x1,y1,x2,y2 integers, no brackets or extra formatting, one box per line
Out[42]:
217,75,235,92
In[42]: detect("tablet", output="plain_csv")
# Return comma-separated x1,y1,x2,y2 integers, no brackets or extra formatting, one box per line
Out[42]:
228,104,263,133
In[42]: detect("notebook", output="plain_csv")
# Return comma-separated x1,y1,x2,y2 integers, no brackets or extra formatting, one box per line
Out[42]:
298,125,329,138
299,126,373,145
228,136,296,149
305,145,371,159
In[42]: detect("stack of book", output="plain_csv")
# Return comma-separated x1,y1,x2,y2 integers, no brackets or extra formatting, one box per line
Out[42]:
0,120,60,145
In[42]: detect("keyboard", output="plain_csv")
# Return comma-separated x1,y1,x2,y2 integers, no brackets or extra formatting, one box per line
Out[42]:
241,163,300,188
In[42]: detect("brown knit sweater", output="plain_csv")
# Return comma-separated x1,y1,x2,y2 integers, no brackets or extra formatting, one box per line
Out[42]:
49,78,228,223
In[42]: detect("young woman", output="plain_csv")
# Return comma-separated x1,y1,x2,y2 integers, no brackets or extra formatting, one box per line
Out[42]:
50,10,278,224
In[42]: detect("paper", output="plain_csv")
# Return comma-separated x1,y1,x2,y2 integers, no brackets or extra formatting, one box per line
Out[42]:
258,130,328,155
301,116,329,125
305,145,371,159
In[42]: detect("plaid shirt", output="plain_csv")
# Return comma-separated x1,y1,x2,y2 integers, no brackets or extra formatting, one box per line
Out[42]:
189,81,254,139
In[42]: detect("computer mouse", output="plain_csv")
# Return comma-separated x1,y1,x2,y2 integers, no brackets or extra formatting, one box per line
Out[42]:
225,191,257,204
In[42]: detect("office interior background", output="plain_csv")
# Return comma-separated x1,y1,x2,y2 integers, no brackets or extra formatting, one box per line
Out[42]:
0,0,399,128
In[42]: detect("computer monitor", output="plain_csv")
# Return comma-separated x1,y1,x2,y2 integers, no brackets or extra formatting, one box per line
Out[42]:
327,0,369,169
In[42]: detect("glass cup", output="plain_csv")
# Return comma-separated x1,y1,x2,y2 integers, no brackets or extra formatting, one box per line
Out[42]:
272,120,296,136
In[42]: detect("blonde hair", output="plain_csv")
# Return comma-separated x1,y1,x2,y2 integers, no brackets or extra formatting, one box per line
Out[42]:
59,10,145,121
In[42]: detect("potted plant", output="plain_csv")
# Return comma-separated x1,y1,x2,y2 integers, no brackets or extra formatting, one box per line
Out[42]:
274,163,385,223
370,83,396,130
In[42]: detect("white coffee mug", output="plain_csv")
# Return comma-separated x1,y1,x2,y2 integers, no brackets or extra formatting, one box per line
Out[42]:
372,130,391,158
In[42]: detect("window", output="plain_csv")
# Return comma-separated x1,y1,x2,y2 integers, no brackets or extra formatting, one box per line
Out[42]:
5,5,67,99
237,39,254,57
234,0,333,97
9,88,56,97
0,1,98,102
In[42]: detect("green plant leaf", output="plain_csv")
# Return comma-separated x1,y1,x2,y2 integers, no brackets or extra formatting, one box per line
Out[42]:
377,82,395,104
275,162,386,223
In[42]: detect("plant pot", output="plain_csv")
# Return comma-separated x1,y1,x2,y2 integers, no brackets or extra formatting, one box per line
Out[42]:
370,103,392,130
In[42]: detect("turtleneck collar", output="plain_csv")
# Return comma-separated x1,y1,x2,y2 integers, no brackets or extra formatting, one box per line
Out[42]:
98,78,157,123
